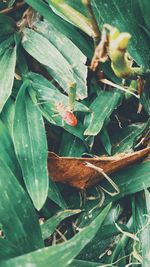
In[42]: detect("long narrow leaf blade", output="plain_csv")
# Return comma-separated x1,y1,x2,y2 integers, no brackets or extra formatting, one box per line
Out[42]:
35,20,88,100
0,119,21,179
0,46,16,112
84,90,121,136
2,204,111,267
13,81,49,210
22,29,76,94
0,159,44,256
41,209,81,239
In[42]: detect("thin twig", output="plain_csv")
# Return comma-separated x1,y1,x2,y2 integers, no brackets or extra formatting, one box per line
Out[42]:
85,162,120,196
100,78,140,99
82,0,100,45
55,229,67,242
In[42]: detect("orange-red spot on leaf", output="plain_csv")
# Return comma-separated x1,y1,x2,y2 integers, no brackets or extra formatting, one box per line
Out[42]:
62,111,77,127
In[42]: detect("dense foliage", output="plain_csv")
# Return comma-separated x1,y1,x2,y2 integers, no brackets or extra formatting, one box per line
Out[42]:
0,0,150,266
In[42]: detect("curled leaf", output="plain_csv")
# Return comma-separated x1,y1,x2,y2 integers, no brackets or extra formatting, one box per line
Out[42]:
48,147,150,189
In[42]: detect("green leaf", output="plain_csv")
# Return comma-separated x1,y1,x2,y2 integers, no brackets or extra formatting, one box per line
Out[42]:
63,122,86,141
29,72,89,112
78,222,129,262
40,102,85,141
99,127,112,155
2,204,111,267
91,0,150,67
0,14,16,37
137,0,150,31
92,160,150,216
111,123,145,154
132,190,150,266
57,0,90,18
69,259,103,267
34,20,88,100
25,0,92,58
0,119,21,179
67,160,150,230
84,90,121,136
22,29,76,95
0,36,14,57
0,239,18,260
59,131,86,157
49,0,95,37
48,178,67,209
17,47,29,76
140,83,150,115
101,161,150,206
1,97,15,137
0,46,16,112
0,158,44,257
41,209,81,239
142,190,150,266
106,217,133,265
13,81,49,210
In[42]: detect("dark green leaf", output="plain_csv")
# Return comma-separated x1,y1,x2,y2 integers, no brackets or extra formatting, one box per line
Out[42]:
1,98,15,137
41,209,81,239
0,36,14,57
34,20,88,100
91,0,150,67
0,239,18,260
66,160,150,231
137,0,150,31
0,159,44,257
59,131,86,157
22,29,76,95
111,123,145,154
132,191,150,266
13,81,49,210
0,46,16,112
0,14,16,37
101,160,150,205
84,90,121,136
100,127,112,155
29,72,89,112
2,204,111,267
0,119,21,179
48,178,67,209
69,259,103,267
25,0,92,58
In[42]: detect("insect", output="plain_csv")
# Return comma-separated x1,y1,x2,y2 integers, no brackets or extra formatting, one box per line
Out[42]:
55,102,77,127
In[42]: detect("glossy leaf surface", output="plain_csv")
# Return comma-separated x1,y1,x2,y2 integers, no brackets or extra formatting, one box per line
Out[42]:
13,81,49,210
0,46,16,112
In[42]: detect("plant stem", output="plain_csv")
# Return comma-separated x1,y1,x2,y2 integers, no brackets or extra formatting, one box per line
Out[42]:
50,0,99,39
82,0,100,46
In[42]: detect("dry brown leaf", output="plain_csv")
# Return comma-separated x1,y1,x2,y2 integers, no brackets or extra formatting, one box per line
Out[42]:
90,26,108,71
48,147,150,189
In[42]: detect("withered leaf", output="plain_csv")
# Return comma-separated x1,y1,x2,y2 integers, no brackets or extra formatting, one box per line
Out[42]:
48,147,150,189
90,26,108,71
